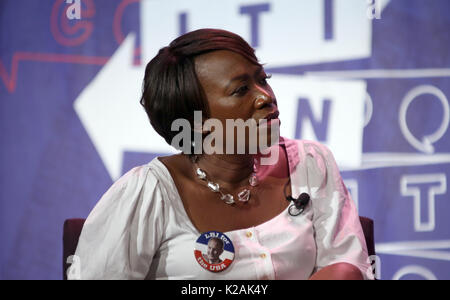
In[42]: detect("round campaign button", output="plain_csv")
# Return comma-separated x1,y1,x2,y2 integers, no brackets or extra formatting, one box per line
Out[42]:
194,231,235,272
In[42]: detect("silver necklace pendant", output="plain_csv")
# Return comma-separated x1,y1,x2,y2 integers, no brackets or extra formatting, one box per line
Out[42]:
193,157,258,205
237,189,250,202
249,173,258,187
207,181,220,192
249,157,259,187
196,168,207,180
221,193,235,205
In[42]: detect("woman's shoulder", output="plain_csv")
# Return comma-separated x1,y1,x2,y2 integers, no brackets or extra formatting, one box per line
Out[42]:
281,137,333,166
111,160,161,193
82,158,171,236
282,136,330,152
74,159,170,279
88,158,170,214
117,154,183,188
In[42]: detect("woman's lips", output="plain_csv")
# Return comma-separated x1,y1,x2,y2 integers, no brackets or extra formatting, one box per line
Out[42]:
258,110,280,126
265,110,280,121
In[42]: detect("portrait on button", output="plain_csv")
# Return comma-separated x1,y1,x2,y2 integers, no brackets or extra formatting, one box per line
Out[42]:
194,231,235,272
203,237,224,264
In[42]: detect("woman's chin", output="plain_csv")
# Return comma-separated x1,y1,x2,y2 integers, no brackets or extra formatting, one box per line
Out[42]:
257,119,280,149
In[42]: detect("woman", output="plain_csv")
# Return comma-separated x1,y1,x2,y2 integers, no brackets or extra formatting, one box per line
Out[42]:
69,29,372,280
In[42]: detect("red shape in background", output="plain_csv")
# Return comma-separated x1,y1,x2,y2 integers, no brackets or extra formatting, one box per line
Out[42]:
113,0,140,44
1,0,141,93
113,0,141,65
0,52,109,93
51,0,95,47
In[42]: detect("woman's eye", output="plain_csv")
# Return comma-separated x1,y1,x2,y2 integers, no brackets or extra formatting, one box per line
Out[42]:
233,85,249,96
260,74,272,85
232,74,271,96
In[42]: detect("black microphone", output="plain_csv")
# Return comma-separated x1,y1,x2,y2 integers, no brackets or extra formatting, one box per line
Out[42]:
284,179,310,216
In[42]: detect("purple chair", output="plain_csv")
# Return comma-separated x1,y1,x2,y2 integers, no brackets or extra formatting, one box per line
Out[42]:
63,218,86,280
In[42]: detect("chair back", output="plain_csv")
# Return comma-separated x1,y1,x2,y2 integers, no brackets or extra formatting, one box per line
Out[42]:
63,218,86,280
359,216,375,257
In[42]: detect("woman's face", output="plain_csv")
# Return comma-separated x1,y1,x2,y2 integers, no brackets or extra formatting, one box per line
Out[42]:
194,50,279,154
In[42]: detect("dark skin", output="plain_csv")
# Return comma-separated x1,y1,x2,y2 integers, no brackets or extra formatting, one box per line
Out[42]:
159,50,288,233
159,50,362,280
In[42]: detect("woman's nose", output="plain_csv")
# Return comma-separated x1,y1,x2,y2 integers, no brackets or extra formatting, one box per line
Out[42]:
254,94,275,109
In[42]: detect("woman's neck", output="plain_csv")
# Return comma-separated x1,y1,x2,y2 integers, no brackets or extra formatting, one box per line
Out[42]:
188,144,289,191
193,153,255,189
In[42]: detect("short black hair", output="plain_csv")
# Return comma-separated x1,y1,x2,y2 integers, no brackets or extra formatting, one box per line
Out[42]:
140,28,261,148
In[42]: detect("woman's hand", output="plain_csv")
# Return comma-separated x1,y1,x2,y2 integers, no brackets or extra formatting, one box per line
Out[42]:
309,262,364,280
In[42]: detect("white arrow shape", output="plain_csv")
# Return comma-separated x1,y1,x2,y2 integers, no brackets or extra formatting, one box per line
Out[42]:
379,0,391,12
376,240,450,261
75,0,396,180
74,33,176,181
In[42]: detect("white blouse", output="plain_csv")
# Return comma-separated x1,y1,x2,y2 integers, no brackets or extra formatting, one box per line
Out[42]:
69,138,373,280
